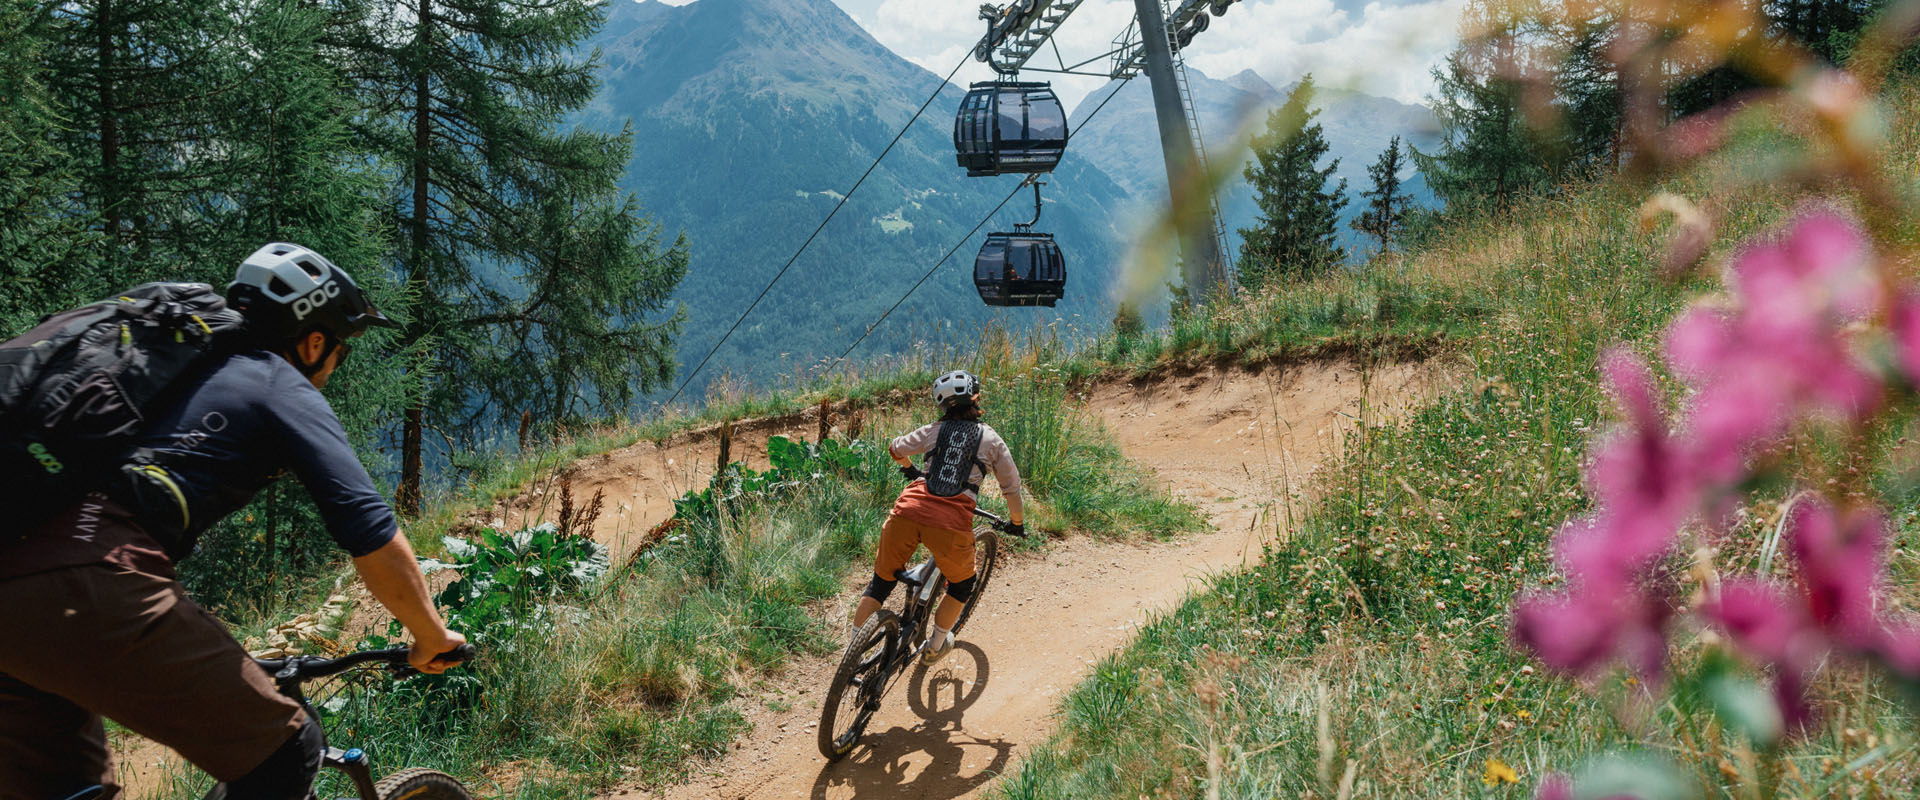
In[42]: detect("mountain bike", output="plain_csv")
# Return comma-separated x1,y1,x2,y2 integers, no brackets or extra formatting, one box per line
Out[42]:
817,506,1024,761
59,644,478,800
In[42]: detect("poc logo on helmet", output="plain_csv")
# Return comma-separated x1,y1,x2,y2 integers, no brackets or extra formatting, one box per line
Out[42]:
26,442,62,474
291,280,342,321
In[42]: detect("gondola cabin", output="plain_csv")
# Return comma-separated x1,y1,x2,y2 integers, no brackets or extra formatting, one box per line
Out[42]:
954,82,1067,177
974,231,1065,307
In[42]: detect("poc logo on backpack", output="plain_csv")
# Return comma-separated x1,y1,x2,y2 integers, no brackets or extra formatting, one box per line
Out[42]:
291,281,341,321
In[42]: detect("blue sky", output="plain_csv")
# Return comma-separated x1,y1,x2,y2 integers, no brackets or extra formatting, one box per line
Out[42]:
655,0,1466,109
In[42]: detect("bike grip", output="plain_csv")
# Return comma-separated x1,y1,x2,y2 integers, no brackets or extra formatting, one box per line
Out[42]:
438,643,477,664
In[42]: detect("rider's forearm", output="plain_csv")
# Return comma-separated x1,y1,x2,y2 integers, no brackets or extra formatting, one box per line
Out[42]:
889,446,912,467
353,533,454,648
1005,491,1024,525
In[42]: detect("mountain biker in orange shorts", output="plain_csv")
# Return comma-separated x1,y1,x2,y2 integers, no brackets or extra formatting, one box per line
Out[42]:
852,370,1024,664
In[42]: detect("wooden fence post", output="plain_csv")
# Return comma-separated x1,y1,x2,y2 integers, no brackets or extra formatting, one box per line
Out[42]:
817,398,831,444
717,418,734,485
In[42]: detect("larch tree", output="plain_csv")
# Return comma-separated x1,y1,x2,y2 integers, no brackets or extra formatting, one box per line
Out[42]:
1350,136,1412,254
1237,74,1348,290
343,0,687,513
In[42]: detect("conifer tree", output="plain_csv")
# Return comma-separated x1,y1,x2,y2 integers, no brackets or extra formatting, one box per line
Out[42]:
1351,136,1411,253
343,0,687,512
0,4,100,332
1411,0,1559,212
35,0,240,285
1237,74,1348,290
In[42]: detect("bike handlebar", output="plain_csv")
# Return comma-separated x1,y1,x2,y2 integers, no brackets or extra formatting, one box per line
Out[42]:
970,507,1027,537
256,643,477,683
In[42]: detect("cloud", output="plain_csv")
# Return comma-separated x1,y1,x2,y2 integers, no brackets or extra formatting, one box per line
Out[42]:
1188,0,1468,103
837,0,1463,108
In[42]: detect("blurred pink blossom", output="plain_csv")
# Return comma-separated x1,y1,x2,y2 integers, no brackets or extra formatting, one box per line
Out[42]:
1514,351,1685,682
1703,498,1920,728
1889,292,1920,386
1534,774,1574,800
1516,208,1891,696
1664,208,1880,484
1784,500,1886,639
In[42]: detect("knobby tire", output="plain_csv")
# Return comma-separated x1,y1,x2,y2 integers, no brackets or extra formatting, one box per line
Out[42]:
818,609,899,761
375,767,474,799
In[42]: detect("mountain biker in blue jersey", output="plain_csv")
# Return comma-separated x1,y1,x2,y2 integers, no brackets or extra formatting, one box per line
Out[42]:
851,370,1025,664
0,243,467,800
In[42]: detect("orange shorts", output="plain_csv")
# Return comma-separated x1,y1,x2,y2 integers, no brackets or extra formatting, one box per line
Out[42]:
874,514,976,584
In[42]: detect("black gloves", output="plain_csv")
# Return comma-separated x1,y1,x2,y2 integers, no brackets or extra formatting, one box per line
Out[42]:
1003,521,1026,538
900,465,925,481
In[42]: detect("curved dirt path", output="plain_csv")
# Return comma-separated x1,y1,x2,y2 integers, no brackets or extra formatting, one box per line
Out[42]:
603,358,1449,800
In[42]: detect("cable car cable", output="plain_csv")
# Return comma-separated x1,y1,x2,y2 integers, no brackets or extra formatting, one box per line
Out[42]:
659,51,973,411
826,175,1036,374
823,75,1134,374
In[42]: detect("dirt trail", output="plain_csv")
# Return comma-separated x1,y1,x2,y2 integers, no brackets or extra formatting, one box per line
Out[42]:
603,359,1449,800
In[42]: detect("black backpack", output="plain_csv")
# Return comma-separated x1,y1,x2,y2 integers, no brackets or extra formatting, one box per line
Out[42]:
922,420,987,498
0,283,246,536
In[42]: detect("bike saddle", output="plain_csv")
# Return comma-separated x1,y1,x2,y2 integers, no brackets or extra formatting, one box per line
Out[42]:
894,562,937,588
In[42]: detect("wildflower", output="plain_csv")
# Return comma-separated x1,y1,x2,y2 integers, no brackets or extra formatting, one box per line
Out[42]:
1703,496,1920,729
1533,773,1573,800
1483,758,1520,786
1665,208,1880,483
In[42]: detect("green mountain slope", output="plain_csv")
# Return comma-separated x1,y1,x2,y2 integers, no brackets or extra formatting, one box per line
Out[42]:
581,0,1136,396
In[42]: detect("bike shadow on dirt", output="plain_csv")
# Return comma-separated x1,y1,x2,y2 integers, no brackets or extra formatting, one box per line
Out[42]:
808,642,1017,800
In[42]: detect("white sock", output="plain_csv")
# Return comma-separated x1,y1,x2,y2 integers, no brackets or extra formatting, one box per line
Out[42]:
930,625,951,646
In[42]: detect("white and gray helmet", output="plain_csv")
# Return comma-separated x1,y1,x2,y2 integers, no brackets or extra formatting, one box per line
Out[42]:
227,242,392,344
932,370,981,410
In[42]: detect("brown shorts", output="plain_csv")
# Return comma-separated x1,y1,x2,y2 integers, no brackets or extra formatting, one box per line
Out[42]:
874,514,976,585
0,564,307,799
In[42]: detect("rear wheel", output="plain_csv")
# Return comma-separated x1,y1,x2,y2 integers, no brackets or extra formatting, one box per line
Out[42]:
376,767,474,799
818,610,899,761
950,528,999,636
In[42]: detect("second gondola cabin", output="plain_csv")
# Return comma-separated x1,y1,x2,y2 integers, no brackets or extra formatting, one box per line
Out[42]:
954,82,1067,177
974,231,1065,307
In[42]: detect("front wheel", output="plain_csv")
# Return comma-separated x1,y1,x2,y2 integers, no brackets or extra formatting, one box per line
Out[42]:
949,528,999,636
819,609,899,761
375,768,474,800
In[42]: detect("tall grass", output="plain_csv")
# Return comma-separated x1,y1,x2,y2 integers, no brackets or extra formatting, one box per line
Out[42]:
991,94,1920,799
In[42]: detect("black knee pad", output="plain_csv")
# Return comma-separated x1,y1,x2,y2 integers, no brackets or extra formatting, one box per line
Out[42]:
946,576,977,603
862,574,897,603
224,714,322,800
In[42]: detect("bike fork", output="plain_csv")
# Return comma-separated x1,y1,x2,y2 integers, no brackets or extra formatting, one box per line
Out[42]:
323,746,380,800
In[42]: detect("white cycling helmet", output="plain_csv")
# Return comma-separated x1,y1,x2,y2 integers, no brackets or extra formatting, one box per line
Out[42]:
932,370,981,410
227,242,393,344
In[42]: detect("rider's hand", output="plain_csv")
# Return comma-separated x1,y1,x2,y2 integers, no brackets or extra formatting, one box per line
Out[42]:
1004,521,1025,538
409,628,469,674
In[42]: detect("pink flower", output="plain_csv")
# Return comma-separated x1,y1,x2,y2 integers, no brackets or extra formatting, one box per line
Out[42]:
1663,208,1881,479
1703,498,1901,729
1867,622,1920,679
1514,351,1687,683
1890,292,1920,387
1534,774,1574,800
1704,579,1821,729
1582,351,1697,567
1785,500,1888,641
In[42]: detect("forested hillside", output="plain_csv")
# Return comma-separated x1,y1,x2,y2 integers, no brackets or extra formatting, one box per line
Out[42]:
578,0,1136,392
